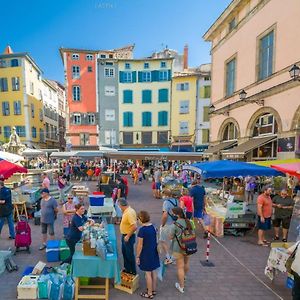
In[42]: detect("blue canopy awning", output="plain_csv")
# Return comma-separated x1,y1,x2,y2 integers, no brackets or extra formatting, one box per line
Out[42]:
183,160,284,178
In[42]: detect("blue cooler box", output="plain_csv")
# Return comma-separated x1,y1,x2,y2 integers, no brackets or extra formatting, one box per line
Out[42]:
46,240,60,262
89,195,105,206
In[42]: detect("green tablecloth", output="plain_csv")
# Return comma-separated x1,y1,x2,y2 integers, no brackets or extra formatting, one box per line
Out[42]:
72,224,120,284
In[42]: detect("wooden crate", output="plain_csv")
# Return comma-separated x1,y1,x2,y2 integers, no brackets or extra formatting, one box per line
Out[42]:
83,240,96,256
115,272,139,294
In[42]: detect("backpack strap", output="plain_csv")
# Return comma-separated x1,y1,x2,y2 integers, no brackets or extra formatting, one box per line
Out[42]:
167,199,178,219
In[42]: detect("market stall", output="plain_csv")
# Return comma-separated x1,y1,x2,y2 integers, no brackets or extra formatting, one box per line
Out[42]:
87,198,116,223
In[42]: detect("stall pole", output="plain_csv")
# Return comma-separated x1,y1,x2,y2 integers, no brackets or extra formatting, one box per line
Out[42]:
200,231,215,267
113,160,116,182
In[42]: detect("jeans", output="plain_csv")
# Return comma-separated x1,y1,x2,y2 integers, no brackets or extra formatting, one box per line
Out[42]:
121,234,136,275
0,213,15,238
63,238,77,264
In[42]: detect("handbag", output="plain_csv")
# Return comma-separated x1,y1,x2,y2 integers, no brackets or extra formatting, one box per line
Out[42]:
285,242,299,274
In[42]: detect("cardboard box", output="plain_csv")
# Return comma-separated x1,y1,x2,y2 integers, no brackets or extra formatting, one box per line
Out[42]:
17,275,39,299
32,261,46,275
115,272,139,294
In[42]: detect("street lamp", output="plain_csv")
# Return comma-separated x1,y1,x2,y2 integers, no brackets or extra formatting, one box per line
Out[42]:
239,89,264,106
209,104,216,114
289,64,300,81
239,89,247,100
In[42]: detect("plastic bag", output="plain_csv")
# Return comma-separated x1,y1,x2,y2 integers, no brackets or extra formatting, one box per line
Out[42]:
95,239,106,259
203,213,211,226
156,261,166,282
63,276,74,300
49,273,64,300
38,274,50,299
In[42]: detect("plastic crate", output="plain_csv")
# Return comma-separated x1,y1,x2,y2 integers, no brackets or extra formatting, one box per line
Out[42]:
92,191,104,195
22,266,34,276
115,272,139,294
17,275,39,299
59,240,70,261
46,240,60,262
89,195,105,206
79,277,90,285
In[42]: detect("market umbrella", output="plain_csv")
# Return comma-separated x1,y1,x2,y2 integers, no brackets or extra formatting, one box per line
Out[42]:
0,158,28,179
270,162,300,179
0,151,24,163
183,160,284,179
252,158,300,167
22,148,44,157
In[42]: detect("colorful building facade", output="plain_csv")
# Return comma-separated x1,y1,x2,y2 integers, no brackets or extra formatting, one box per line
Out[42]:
0,46,44,148
118,58,173,149
203,0,300,161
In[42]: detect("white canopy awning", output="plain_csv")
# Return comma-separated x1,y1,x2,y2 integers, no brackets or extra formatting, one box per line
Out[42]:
0,151,24,163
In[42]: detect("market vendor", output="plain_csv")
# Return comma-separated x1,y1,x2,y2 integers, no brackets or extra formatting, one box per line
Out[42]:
272,189,294,242
62,203,94,264
230,177,245,202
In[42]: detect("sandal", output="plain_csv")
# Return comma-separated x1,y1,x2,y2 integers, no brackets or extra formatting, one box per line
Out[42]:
273,236,279,241
282,238,287,242
258,243,269,247
152,291,157,296
140,292,154,299
263,240,270,244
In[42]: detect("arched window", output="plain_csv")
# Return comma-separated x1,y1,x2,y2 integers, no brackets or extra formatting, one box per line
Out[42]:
252,113,278,137
222,122,238,141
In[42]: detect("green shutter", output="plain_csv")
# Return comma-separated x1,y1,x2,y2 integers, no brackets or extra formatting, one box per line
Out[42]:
132,71,137,83
158,89,168,103
142,90,152,103
119,71,124,83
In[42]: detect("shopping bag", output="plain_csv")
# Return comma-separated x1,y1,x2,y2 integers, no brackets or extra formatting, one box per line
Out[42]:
49,273,64,300
63,276,74,300
157,261,166,282
203,213,211,226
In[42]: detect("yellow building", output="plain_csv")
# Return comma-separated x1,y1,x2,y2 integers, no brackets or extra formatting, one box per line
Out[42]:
118,58,173,149
0,46,45,148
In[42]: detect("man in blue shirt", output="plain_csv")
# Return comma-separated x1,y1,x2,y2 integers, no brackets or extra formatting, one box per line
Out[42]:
0,179,15,239
189,179,208,238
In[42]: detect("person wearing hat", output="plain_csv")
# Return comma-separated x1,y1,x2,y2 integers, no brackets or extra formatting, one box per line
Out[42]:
0,179,15,239
39,188,58,250
119,198,137,275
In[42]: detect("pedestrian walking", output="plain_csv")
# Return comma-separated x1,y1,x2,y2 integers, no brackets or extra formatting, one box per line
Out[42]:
272,189,294,242
62,194,76,237
0,179,15,239
179,188,194,219
41,172,50,189
39,188,58,250
119,198,137,275
257,186,273,246
136,211,160,299
153,167,162,199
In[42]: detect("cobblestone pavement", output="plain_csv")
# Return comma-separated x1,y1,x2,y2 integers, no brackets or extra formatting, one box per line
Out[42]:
0,177,292,300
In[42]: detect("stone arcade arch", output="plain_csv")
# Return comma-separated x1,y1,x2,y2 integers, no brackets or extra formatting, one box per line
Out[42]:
291,105,300,130
217,118,241,142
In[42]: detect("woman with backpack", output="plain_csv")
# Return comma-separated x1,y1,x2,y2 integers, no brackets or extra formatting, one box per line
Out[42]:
170,207,196,294
179,188,194,219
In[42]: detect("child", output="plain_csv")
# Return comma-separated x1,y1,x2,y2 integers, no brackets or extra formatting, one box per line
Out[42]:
179,188,194,219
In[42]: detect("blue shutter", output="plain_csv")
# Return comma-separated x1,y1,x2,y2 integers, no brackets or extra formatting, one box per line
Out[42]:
132,71,137,83
158,112,162,126
143,112,151,126
129,112,133,127
123,112,127,126
119,71,124,83
142,90,152,103
158,89,168,103
138,72,142,82
151,71,159,82
2,102,5,115
123,90,133,103
168,70,171,81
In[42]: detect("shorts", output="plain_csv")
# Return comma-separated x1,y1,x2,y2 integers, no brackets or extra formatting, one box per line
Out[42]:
159,224,173,242
273,217,291,229
194,209,204,219
172,251,187,259
41,222,55,235
257,217,272,231
185,211,193,219
155,182,161,190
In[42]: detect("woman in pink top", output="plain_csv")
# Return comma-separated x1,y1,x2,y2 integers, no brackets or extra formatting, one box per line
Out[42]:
62,194,76,237
179,188,194,219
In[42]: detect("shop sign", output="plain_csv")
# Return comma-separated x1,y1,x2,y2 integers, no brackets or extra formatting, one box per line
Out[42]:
226,202,246,218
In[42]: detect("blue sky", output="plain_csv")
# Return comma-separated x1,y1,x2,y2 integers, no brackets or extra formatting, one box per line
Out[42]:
0,0,232,82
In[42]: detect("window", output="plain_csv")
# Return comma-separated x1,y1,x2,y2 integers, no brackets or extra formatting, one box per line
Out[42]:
204,76,211,81
142,132,152,145
223,122,238,141
45,123,49,139
12,77,20,91
229,18,236,32
123,72,132,83
200,85,211,98
225,58,236,97
144,62,149,69
31,103,35,118
157,131,168,144
11,59,19,67
15,126,25,137
86,54,93,61
105,62,113,66
100,54,106,58
87,113,95,124
123,112,133,127
258,30,274,81
40,129,45,142
13,101,21,115
179,121,189,135
80,133,90,145
72,66,80,79
0,60,7,68
105,130,116,146
39,89,43,100
72,86,81,101
109,54,113,58
73,114,81,124
105,109,115,121
176,82,189,91
4,126,11,138
158,89,168,103
203,107,210,122
39,108,43,121
88,66,92,72
142,71,151,82
159,71,168,81
158,111,168,126
202,129,209,143
125,63,131,70
142,112,152,127
179,100,189,114
72,53,79,60
253,113,278,136
32,127,37,138
104,86,115,96
104,68,114,78
2,101,10,116
123,90,133,103
0,78,8,92
160,61,166,68
142,90,152,103
123,132,133,144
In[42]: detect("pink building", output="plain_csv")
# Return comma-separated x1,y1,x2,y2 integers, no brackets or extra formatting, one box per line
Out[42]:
203,0,300,161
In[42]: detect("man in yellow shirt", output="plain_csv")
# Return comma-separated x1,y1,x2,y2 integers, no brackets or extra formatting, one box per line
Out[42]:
119,198,137,275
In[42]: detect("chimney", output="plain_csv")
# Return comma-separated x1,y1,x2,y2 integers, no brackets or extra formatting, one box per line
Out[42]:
3,45,13,54
183,44,188,70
